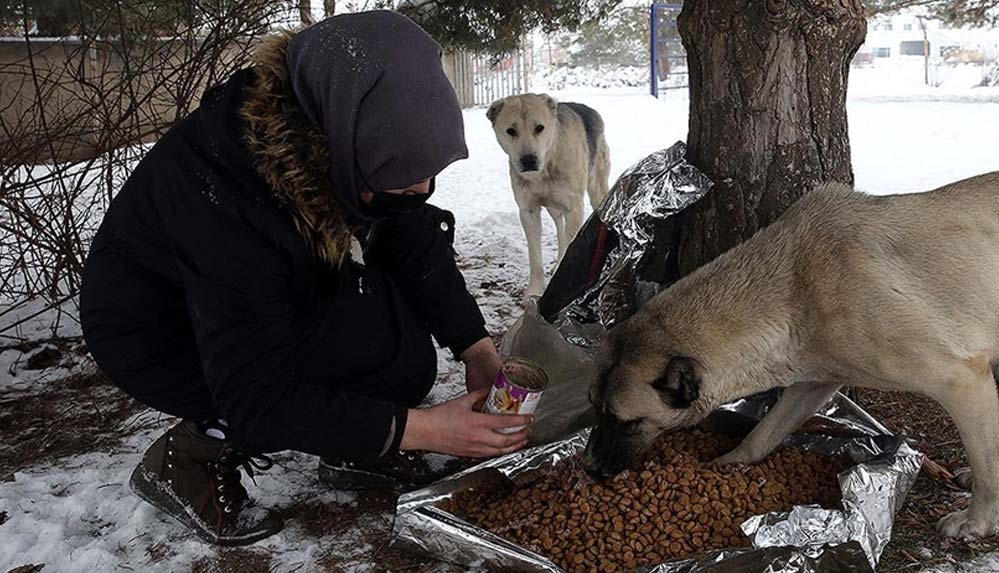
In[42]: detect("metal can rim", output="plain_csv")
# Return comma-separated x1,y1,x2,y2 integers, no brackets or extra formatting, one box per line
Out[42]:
501,357,549,391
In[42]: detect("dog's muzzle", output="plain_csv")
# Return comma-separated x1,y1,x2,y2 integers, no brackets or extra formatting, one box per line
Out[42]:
582,429,630,480
519,154,539,172
585,459,624,480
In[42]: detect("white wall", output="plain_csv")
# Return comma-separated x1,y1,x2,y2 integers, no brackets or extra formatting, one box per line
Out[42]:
860,9,999,61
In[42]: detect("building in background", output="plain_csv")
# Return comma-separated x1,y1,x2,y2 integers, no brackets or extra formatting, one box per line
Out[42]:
852,8,999,88
859,9,999,63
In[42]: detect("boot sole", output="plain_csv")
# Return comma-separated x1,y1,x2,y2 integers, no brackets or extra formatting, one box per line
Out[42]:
129,464,282,546
317,462,415,492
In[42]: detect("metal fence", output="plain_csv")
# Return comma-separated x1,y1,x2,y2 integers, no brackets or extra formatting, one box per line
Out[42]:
444,49,531,108
650,2,688,97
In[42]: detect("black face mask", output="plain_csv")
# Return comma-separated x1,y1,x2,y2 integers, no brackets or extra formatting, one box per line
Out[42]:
363,178,435,218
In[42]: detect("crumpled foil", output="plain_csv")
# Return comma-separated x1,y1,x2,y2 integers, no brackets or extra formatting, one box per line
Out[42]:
548,141,712,331
393,144,924,571
394,395,923,572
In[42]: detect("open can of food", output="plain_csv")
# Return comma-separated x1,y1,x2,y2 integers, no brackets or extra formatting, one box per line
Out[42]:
484,357,549,434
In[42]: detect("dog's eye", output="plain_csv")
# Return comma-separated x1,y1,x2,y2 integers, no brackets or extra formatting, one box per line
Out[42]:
534,124,545,135
506,127,518,138
610,416,643,435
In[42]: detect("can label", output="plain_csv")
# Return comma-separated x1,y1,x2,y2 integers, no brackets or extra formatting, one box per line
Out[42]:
484,358,548,434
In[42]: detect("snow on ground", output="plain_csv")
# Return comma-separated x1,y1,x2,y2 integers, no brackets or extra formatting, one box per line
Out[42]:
849,58,999,101
850,99,999,195
3,77,999,572
0,409,388,572
2,414,214,571
0,298,82,342
921,554,999,573
0,342,82,395
539,65,652,90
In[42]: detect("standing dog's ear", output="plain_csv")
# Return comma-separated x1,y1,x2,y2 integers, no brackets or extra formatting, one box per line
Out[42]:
652,357,700,408
544,95,558,113
486,100,504,124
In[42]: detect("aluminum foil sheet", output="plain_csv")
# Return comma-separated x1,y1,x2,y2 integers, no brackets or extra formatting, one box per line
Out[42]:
394,394,923,572
551,140,712,331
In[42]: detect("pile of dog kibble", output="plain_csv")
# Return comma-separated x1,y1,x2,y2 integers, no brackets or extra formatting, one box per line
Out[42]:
437,429,848,573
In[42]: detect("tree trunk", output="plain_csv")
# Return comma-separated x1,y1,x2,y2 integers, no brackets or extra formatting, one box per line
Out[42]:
675,0,866,275
300,0,314,25
324,0,335,18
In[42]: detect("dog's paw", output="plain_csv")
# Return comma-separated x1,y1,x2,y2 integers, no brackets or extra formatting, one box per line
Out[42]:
954,467,974,491
523,286,544,305
937,507,999,539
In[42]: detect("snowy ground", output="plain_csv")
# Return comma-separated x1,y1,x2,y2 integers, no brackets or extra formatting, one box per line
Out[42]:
3,78,999,572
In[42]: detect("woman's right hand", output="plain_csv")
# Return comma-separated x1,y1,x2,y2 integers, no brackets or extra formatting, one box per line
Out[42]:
400,388,533,458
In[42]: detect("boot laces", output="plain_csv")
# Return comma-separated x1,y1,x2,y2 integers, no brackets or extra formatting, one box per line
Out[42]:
213,446,273,515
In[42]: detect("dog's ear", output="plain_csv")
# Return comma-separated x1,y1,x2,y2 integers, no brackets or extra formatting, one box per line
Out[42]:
544,95,557,113
652,357,700,408
486,100,504,124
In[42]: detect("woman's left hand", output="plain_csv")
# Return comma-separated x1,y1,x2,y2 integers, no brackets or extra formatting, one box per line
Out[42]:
461,337,502,408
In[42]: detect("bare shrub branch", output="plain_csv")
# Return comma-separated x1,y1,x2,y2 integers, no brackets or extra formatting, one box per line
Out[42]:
0,0,297,337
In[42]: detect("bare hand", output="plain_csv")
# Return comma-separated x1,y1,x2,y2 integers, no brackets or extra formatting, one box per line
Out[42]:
400,389,533,458
461,337,502,407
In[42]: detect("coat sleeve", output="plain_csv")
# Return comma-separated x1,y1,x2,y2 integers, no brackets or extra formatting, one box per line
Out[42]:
371,204,488,357
171,198,404,459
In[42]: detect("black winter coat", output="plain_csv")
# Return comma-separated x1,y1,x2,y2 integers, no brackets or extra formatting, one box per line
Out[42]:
80,51,486,459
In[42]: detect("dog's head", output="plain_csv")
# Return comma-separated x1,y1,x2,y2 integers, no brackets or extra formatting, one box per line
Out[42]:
582,314,709,479
487,94,559,178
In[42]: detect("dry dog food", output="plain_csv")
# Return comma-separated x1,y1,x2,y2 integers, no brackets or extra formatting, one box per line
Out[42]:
438,429,848,573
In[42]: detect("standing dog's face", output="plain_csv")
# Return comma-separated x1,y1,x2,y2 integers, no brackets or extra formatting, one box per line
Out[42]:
582,316,708,479
487,94,559,178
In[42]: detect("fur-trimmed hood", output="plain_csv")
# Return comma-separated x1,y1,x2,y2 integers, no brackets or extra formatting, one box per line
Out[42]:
240,30,353,267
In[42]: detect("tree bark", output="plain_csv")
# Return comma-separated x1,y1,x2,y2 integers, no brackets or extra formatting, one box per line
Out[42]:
300,0,314,25
675,0,866,275
324,0,336,18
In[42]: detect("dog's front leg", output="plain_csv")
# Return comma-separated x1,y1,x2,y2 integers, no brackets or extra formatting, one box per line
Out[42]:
933,372,999,539
712,382,841,465
519,207,545,299
548,208,569,262
564,199,584,255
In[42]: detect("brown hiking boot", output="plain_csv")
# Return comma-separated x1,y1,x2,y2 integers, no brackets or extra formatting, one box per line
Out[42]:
129,420,283,546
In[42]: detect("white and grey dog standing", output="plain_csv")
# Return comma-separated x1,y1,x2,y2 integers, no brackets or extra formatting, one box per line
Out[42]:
488,94,611,299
